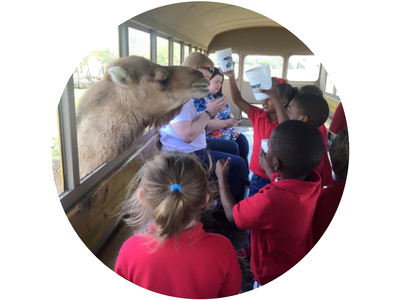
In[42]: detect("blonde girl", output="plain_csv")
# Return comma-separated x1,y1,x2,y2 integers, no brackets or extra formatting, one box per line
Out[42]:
115,151,241,298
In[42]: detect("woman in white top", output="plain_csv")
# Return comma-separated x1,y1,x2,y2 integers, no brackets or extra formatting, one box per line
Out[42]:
159,52,247,204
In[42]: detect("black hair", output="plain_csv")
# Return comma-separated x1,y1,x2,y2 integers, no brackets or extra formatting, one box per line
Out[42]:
292,93,329,127
278,82,298,104
298,85,323,97
271,120,324,178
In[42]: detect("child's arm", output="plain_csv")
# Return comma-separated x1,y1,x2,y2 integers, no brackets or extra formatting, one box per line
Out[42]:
215,158,236,223
222,67,251,115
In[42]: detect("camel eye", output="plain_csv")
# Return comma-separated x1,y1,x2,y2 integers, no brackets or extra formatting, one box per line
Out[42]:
157,76,170,89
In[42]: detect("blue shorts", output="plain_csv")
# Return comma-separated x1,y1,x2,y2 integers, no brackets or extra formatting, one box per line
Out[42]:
248,173,270,197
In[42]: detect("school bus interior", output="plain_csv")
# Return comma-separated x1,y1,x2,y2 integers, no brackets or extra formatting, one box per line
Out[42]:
55,2,341,287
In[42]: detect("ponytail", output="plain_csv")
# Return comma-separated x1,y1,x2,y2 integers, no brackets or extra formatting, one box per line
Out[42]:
118,151,216,247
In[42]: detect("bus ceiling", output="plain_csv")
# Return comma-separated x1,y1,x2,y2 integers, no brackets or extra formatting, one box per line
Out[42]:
128,2,311,55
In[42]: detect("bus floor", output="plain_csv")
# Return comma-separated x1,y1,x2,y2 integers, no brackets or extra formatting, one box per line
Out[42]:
97,125,255,293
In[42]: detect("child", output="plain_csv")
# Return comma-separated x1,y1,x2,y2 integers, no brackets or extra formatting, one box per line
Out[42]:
312,129,349,245
262,83,332,187
215,120,324,286
224,69,297,258
115,151,242,298
193,67,250,177
224,68,298,197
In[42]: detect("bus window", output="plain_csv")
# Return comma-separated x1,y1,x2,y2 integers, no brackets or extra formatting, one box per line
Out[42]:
173,42,181,65
75,50,118,180
184,45,190,60
287,55,320,81
243,55,284,81
209,53,239,79
129,27,150,59
52,111,63,194
326,73,335,94
156,36,169,65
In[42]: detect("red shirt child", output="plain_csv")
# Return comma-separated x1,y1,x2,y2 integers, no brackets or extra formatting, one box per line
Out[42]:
248,106,279,178
312,128,348,245
329,102,347,134
234,171,321,284
312,180,345,245
216,120,325,286
115,223,241,298
115,152,242,298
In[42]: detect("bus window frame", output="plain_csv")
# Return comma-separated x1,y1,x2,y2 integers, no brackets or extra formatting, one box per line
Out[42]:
57,75,156,211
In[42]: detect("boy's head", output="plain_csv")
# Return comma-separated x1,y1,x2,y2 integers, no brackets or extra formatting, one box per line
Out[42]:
286,93,329,127
267,120,324,179
298,84,323,96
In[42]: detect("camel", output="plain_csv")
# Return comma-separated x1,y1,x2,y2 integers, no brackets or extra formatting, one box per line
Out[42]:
54,55,209,188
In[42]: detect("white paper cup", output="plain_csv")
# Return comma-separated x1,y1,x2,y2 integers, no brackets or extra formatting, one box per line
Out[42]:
246,65,272,101
215,48,234,72
261,139,269,153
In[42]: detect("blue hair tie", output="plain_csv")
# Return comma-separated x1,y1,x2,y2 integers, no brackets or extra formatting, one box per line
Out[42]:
170,184,182,193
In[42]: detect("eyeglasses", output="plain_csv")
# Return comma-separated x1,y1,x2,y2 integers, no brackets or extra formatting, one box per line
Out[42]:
199,67,217,73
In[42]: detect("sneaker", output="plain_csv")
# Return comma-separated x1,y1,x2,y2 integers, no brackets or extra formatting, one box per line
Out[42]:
236,244,251,258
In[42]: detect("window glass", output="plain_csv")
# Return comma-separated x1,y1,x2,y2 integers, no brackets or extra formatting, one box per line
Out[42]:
157,36,169,65
128,28,150,59
325,72,336,94
52,111,63,195
173,42,181,65
287,55,320,81
74,36,119,179
184,45,190,60
243,55,283,81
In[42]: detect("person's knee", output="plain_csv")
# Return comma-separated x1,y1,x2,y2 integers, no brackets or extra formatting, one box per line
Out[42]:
228,156,247,177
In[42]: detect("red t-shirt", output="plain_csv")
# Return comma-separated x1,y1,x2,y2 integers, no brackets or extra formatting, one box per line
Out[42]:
312,180,345,245
115,223,241,298
248,106,279,179
233,171,321,285
329,102,347,134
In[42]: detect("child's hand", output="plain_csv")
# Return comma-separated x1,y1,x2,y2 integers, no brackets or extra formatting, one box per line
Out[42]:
258,147,273,176
215,157,231,180
259,78,281,102
221,62,235,78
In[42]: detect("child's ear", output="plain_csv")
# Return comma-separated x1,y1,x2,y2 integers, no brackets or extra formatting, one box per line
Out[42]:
202,195,210,208
137,188,146,206
281,96,290,106
273,157,281,172
301,115,309,123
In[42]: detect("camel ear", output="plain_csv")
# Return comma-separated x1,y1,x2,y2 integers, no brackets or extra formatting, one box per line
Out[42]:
109,66,130,86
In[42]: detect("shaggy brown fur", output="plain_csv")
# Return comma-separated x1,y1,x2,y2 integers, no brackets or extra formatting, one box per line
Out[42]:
75,55,209,177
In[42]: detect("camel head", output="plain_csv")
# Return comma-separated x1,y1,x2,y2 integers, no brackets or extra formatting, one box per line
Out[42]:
105,55,210,126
